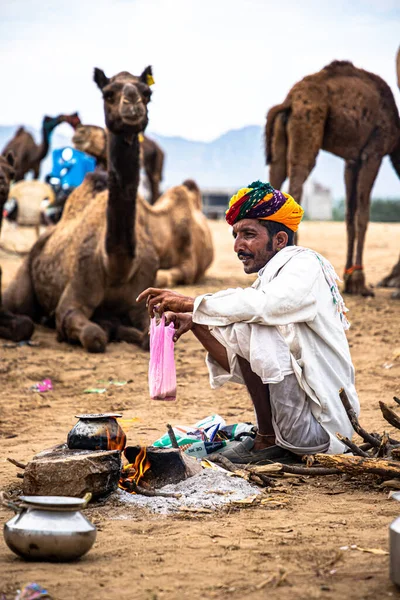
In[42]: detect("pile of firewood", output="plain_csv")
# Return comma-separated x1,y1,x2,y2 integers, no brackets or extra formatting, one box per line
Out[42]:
313,389,400,484
209,389,400,488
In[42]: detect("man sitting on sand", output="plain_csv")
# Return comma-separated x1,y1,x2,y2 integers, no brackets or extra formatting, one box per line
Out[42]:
137,181,360,463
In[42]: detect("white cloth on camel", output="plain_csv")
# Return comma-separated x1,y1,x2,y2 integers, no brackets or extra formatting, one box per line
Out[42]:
192,245,360,454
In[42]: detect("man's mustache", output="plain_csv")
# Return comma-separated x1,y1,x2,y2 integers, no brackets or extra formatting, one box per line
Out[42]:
237,251,254,259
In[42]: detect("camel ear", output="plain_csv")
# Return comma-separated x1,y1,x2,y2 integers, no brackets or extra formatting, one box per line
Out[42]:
94,68,110,90
140,66,154,86
6,151,15,167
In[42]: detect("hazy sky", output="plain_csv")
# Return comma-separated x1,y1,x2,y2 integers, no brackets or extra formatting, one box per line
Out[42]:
1,0,400,141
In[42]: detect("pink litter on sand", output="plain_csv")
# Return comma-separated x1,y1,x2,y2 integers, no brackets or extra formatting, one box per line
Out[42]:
148,315,177,401
31,379,53,393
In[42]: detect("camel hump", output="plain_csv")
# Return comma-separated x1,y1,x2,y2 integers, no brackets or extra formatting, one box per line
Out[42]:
182,179,199,193
15,126,25,136
182,179,202,210
85,170,108,194
324,60,355,72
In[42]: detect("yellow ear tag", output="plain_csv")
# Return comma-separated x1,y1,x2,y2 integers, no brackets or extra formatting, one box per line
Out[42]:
138,133,144,143
146,73,155,86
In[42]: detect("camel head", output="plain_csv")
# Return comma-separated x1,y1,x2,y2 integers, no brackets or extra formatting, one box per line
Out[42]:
72,124,107,157
59,112,82,130
0,152,15,200
93,66,153,134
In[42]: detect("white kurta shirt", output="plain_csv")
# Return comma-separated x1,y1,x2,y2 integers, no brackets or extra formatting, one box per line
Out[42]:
192,246,360,454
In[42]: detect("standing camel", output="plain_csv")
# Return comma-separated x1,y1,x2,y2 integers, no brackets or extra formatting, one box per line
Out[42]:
265,60,400,296
378,47,400,299
63,115,165,204
2,116,63,181
0,152,34,341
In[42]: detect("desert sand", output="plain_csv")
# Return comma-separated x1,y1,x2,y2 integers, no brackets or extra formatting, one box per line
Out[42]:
0,219,399,600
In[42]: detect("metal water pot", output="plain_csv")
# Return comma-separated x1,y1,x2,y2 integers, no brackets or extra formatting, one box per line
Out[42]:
1,492,96,561
67,413,126,451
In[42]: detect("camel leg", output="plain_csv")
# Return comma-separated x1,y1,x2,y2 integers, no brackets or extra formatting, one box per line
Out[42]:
268,112,288,190
57,305,108,353
94,315,148,349
0,267,34,342
2,256,40,320
344,156,382,296
125,307,151,351
343,160,360,276
55,270,108,353
156,257,197,288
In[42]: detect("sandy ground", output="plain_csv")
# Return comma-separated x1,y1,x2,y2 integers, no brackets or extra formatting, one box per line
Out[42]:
0,219,400,600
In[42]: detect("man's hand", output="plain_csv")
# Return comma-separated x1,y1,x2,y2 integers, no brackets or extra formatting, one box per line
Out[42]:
136,288,195,317
164,312,193,342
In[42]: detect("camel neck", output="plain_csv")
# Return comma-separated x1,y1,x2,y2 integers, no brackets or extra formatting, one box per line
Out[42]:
35,122,55,162
106,131,140,267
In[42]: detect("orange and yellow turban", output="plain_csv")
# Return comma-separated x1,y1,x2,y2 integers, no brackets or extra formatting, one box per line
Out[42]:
225,180,304,232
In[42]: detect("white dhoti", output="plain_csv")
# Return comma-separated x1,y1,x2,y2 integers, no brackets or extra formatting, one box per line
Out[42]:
207,322,329,454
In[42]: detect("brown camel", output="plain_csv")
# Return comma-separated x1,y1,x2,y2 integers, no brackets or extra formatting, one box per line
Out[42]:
3,66,160,352
265,60,400,296
0,152,34,341
3,66,212,352
69,120,165,204
378,47,400,299
2,116,63,181
144,177,214,288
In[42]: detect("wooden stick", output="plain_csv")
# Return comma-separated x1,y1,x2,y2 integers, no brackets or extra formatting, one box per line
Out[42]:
6,457,26,470
393,397,400,407
339,388,380,448
359,443,374,451
208,453,251,481
377,431,390,458
207,452,276,487
237,462,341,477
129,480,181,498
379,402,400,431
166,424,179,449
316,453,400,478
336,433,370,457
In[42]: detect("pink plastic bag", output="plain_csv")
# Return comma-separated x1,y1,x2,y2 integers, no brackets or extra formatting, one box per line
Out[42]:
148,315,177,401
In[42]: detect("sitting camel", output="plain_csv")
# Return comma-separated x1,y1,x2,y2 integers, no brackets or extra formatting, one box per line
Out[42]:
0,152,34,341
64,125,212,287
143,177,214,288
66,118,165,204
265,60,400,296
2,116,63,181
3,67,212,352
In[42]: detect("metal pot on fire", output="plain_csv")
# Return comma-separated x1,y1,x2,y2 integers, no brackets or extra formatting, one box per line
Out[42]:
1,492,96,562
67,413,126,451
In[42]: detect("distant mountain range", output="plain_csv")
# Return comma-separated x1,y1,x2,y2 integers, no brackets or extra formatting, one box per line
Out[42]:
1,124,399,199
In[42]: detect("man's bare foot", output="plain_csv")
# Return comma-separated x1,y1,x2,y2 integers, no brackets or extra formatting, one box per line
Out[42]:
253,432,276,451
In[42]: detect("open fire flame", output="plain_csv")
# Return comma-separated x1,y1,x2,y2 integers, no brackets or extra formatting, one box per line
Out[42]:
119,447,151,493
106,420,127,451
